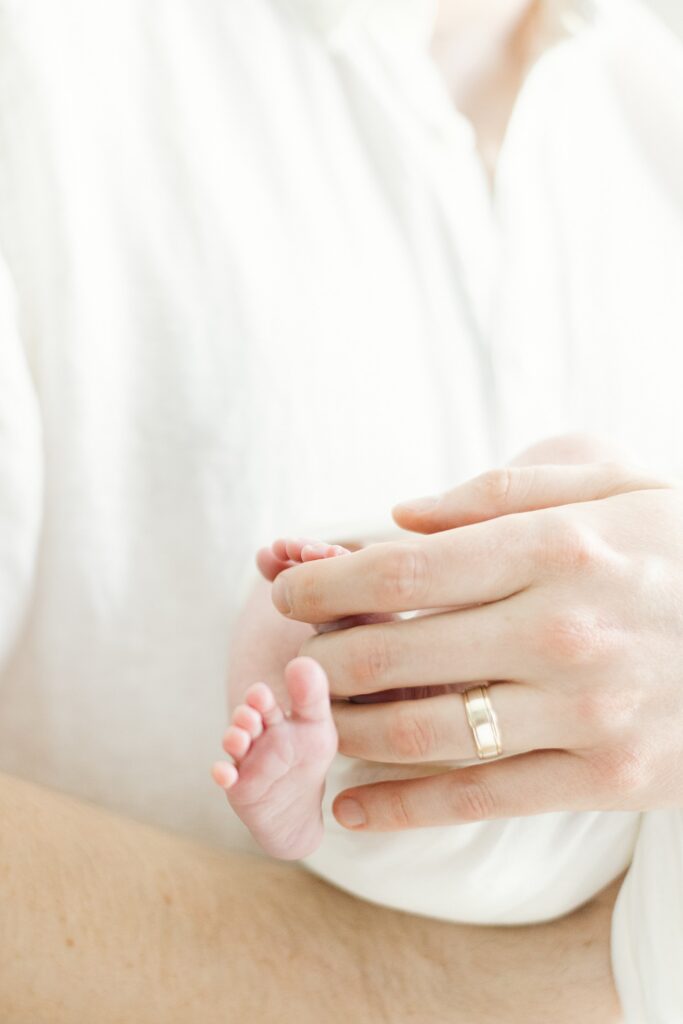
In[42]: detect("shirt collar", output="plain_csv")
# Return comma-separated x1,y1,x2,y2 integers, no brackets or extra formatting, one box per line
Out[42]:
280,0,439,46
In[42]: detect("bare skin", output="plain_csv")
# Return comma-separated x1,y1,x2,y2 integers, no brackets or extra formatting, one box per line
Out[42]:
217,434,632,859
433,0,550,176
218,539,365,858
0,772,623,1024
215,657,338,860
218,540,418,857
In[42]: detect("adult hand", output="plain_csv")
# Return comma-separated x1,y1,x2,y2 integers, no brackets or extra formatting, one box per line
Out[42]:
271,461,683,831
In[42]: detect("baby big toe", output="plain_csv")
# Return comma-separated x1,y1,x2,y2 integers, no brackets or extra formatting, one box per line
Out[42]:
301,542,349,561
285,657,331,723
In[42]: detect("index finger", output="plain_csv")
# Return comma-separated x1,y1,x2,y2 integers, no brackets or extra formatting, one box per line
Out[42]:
272,514,540,623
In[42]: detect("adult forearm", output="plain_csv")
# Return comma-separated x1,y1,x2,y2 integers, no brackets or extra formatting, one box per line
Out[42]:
453,875,624,1024
0,773,622,1023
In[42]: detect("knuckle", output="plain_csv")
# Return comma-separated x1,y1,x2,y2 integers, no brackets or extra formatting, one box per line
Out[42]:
348,627,392,688
388,705,436,761
536,607,621,667
541,514,604,574
574,689,631,737
475,467,516,509
589,744,646,797
447,771,497,822
386,788,413,829
376,544,431,607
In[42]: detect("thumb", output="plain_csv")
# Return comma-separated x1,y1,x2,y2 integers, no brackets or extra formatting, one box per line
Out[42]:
392,462,671,534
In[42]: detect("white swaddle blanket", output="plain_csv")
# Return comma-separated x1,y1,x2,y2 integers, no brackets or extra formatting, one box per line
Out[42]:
0,1,681,1020
306,756,641,925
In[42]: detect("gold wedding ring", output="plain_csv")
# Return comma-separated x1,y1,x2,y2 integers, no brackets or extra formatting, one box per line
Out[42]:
463,685,503,760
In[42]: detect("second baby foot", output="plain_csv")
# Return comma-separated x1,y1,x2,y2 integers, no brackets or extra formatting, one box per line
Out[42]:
212,657,338,860
256,537,350,582
257,536,390,632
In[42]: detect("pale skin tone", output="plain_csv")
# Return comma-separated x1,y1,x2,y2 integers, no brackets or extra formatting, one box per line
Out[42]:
216,539,457,854
260,452,683,838
214,435,644,859
1,2,633,1020
0,773,623,1024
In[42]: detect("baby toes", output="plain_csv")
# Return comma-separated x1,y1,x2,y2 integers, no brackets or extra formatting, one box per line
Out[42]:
212,760,238,790
271,537,292,562
222,724,253,761
232,703,264,740
300,542,342,561
244,682,285,728
260,537,350,580
256,546,289,582
272,537,317,564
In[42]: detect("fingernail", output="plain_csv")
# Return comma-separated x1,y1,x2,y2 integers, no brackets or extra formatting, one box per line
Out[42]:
395,495,440,514
272,576,292,616
335,798,366,829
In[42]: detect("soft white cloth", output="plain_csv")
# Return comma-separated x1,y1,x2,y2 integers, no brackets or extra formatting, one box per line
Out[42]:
0,0,681,1018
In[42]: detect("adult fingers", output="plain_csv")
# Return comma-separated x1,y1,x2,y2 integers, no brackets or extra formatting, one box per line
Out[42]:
332,683,568,763
303,604,529,697
332,750,597,831
272,516,539,623
393,462,672,535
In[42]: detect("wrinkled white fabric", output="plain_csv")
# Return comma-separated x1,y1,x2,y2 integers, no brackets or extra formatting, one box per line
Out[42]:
0,0,681,1019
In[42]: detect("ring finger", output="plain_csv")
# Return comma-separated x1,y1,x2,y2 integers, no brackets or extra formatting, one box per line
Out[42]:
332,683,572,764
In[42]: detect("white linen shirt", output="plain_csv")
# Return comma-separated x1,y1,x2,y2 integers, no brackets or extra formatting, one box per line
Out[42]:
0,0,681,1019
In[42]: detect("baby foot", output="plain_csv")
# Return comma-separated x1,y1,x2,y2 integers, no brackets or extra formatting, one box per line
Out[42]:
257,536,379,631
256,537,350,583
212,657,338,860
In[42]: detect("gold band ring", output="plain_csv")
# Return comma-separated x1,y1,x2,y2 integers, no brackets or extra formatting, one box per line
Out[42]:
463,685,503,760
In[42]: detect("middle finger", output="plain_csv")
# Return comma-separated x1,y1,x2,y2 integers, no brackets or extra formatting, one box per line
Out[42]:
302,601,530,698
